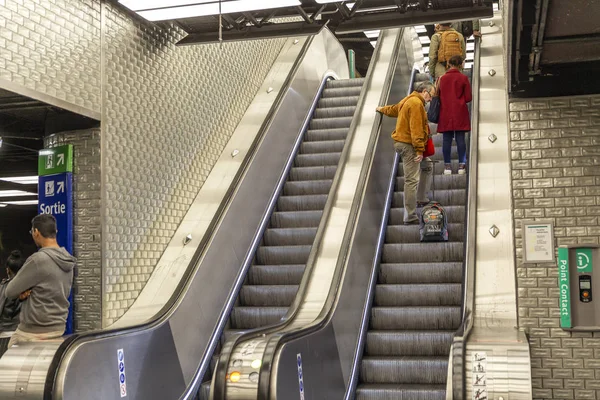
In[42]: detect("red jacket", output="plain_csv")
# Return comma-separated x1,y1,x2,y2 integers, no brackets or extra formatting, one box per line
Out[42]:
437,69,472,132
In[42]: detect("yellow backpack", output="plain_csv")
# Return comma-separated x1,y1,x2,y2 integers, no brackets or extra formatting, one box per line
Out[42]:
437,30,462,63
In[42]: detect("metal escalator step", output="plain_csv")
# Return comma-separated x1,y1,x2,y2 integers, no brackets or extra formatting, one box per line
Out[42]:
389,206,464,225
382,242,464,263
255,245,312,265
289,166,337,181
318,96,360,108
313,106,357,119
365,331,454,356
370,306,461,330
374,284,462,306
356,383,446,400
248,264,306,285
294,152,341,167
385,223,464,243
263,228,317,246
428,149,460,162
430,161,464,175
430,133,470,147
360,356,448,384
199,381,211,400
379,262,463,284
309,116,353,130
277,195,328,212
396,175,467,190
283,180,332,196
271,210,323,228
321,86,363,98
325,78,365,88
240,285,299,307
300,139,346,154
392,190,466,207
305,128,348,142
230,306,287,329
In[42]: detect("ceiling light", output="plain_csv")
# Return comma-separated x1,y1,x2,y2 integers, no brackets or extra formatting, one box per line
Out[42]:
364,30,380,39
135,0,301,21
119,0,214,12
0,200,39,206
0,190,37,198
0,176,39,185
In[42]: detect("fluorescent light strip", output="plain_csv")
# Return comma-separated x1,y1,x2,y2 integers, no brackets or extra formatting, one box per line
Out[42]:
364,30,381,39
119,0,214,11
1,200,39,206
0,176,39,185
0,190,37,198
137,0,301,21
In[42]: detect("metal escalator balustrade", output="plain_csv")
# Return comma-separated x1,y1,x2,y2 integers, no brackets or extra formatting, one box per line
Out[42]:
202,78,365,394
356,74,469,400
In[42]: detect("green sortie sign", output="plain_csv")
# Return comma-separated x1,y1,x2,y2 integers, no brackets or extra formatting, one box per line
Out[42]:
558,247,571,329
38,145,73,176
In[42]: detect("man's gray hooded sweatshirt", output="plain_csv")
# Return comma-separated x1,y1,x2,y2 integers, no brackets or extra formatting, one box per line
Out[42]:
6,247,75,334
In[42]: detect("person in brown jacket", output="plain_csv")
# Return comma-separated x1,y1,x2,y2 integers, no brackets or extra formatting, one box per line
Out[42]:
377,82,435,224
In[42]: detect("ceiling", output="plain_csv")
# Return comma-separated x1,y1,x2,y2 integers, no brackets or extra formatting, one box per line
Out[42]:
169,0,494,45
509,0,600,97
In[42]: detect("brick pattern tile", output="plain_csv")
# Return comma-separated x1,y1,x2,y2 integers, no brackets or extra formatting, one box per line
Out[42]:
510,95,600,399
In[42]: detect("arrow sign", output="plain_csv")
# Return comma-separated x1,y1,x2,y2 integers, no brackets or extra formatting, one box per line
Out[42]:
57,181,65,194
57,153,65,166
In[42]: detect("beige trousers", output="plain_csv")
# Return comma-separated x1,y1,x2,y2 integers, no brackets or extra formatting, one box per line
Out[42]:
8,328,63,348
394,141,433,223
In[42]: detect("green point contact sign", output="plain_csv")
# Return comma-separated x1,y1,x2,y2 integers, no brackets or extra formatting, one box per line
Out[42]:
38,145,73,176
558,247,571,329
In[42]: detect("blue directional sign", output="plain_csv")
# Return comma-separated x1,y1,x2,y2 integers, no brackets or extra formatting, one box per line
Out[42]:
38,172,74,334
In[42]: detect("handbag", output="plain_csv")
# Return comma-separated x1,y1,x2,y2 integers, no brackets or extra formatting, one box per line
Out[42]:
427,78,441,124
423,137,435,158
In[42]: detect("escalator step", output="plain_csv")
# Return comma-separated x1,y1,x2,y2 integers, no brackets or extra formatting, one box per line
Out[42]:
382,242,464,263
396,174,467,190
325,78,365,88
309,116,353,130
248,264,306,285
294,152,341,167
240,285,299,307
289,166,337,181
374,284,462,306
389,206,465,225
301,139,346,154
277,195,328,212
305,128,348,142
313,106,357,119
230,307,287,329
356,383,446,400
283,180,332,196
263,228,317,246
360,356,448,384
370,306,461,330
378,262,463,284
365,331,454,356
318,96,360,108
321,85,362,98
271,210,323,228
385,223,464,243
392,190,466,207
255,245,312,265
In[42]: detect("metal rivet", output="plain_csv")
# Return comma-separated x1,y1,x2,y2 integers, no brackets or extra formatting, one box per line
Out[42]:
293,39,299,44
232,359,243,368
249,372,259,383
183,234,192,246
489,21,495,27
488,69,496,76
489,225,500,238
231,149,240,157
267,87,274,93
488,134,498,143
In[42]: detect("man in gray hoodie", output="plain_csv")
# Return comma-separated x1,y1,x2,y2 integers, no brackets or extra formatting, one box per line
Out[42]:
6,214,76,347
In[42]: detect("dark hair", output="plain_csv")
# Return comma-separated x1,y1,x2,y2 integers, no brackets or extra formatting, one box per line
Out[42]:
32,214,57,239
6,250,24,274
448,55,464,68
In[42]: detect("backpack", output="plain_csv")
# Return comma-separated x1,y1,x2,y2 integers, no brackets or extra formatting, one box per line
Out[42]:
437,30,463,63
420,201,449,242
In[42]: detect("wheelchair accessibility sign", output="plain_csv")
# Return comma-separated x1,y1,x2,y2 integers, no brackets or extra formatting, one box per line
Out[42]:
117,349,127,397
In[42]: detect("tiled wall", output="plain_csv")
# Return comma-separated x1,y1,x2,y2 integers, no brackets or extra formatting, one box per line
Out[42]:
1,0,287,328
509,95,600,399
45,129,102,332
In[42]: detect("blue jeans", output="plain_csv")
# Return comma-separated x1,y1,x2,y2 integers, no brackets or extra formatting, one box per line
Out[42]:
442,131,467,164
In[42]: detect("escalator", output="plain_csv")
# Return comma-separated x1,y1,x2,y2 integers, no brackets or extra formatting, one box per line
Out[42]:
202,78,365,392
356,75,469,400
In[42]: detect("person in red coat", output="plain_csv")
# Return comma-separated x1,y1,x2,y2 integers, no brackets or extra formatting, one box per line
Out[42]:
437,55,472,175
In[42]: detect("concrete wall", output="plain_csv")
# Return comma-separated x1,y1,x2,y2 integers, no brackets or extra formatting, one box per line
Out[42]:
509,95,600,399
0,0,287,329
